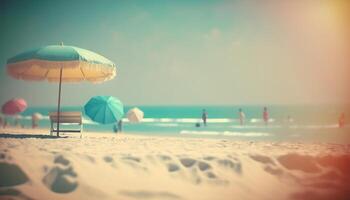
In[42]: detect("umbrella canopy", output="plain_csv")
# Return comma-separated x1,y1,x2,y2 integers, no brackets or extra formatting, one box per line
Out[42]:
84,96,124,124
6,44,117,136
127,107,144,122
32,112,43,120
7,44,116,83
1,98,27,115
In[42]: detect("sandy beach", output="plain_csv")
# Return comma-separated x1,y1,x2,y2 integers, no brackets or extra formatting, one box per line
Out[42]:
0,128,349,200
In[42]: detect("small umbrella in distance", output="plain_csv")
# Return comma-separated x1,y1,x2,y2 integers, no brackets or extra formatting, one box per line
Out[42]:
32,112,43,120
32,112,43,128
1,98,27,115
84,96,124,124
127,107,144,122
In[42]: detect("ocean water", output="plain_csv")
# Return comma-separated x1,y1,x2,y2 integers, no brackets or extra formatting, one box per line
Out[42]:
5,105,350,143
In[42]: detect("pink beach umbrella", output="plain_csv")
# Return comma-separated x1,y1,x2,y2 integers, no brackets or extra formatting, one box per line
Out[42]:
1,98,27,115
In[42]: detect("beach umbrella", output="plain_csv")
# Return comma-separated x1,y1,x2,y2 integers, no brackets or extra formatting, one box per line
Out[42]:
1,98,27,115
6,43,116,136
84,96,124,124
127,107,144,122
32,112,43,120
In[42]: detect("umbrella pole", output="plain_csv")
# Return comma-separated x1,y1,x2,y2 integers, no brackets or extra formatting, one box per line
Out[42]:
56,68,63,137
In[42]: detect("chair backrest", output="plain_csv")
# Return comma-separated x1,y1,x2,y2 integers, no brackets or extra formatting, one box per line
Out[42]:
49,112,82,123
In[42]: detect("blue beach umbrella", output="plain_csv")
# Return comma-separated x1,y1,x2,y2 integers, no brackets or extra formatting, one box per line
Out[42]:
84,96,124,124
6,43,117,136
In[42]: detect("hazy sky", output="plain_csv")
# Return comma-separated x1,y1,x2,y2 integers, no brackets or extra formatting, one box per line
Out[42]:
0,0,349,106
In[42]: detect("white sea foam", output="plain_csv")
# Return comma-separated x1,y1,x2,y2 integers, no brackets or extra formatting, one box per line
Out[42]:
159,118,173,122
140,118,158,122
207,118,232,123
82,117,99,125
20,115,50,120
180,130,221,136
222,131,270,137
174,118,201,123
138,118,234,123
229,125,281,129
250,118,275,123
153,123,179,127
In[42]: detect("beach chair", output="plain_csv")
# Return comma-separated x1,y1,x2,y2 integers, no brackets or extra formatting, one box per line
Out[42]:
49,112,83,138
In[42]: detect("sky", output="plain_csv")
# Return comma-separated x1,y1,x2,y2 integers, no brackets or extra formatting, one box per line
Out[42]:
0,0,349,106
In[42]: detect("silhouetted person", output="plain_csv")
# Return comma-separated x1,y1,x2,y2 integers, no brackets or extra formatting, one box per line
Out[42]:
339,113,345,128
32,114,39,129
263,107,269,125
118,119,123,132
238,108,245,125
113,120,123,133
113,123,118,133
202,109,208,126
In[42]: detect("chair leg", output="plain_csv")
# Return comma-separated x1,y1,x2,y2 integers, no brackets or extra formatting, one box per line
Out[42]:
80,124,83,138
50,122,53,136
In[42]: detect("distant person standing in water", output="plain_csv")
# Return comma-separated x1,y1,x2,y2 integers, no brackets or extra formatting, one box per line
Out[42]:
202,109,208,126
263,107,269,125
338,113,345,128
113,119,123,133
31,114,39,129
118,119,123,132
238,108,245,125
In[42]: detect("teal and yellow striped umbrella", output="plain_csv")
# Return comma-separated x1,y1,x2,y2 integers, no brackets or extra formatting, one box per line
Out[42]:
84,96,124,124
6,43,117,136
7,44,116,82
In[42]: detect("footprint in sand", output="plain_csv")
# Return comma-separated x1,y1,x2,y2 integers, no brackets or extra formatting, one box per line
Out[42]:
158,155,172,161
103,156,113,163
197,161,211,171
167,163,180,172
122,156,141,163
103,156,118,168
42,155,78,193
122,156,147,170
250,154,275,165
179,158,196,168
203,156,217,161
0,162,29,187
264,166,283,176
217,159,242,174
54,155,70,166
206,171,216,179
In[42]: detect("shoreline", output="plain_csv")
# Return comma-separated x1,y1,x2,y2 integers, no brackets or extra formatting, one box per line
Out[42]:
1,126,350,145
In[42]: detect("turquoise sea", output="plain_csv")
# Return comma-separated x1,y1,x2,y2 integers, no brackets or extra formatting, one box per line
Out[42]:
6,105,350,143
